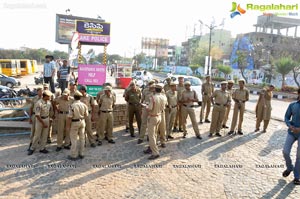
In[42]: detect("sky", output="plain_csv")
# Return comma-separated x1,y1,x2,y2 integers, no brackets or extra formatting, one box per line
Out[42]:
0,0,299,57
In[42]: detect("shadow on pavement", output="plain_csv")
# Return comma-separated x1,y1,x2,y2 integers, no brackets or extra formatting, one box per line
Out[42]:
259,130,285,157
262,179,295,199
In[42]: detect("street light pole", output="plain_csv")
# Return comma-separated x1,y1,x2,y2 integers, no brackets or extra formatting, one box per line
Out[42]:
207,25,212,75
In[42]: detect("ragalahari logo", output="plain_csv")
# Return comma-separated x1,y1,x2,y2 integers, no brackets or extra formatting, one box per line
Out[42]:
230,2,246,18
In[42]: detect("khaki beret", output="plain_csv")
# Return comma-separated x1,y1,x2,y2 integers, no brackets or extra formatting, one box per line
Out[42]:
205,75,211,78
74,90,83,97
184,81,191,85
43,90,52,97
220,81,228,85
155,83,164,89
238,79,245,83
62,89,70,96
170,82,176,86
104,86,112,91
227,80,234,84
43,83,49,88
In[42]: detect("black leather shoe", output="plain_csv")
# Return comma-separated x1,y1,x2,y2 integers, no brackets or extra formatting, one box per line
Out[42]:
64,145,71,150
216,133,222,137
137,139,143,144
173,127,178,132
167,135,174,139
228,131,234,135
131,134,136,137
47,138,52,144
27,143,32,151
254,129,259,132
196,135,202,140
105,136,109,141
294,178,300,185
179,128,184,132
108,140,115,144
39,149,49,154
143,148,152,154
90,143,96,148
183,134,186,138
148,154,160,160
282,169,292,177
199,121,203,124
78,155,84,159
204,119,211,123
56,147,62,152
67,156,78,161
160,143,166,148
222,125,229,129
237,131,244,135
208,133,213,137
98,141,102,146
27,149,34,155
125,127,129,132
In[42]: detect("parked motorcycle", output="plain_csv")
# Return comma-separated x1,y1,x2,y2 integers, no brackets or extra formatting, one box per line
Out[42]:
17,86,38,97
0,86,21,107
34,73,44,85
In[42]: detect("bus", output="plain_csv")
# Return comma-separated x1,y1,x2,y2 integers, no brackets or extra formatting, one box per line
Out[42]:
20,59,33,75
0,59,21,76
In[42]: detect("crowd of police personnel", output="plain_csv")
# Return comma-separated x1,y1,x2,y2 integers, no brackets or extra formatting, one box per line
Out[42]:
26,75,275,160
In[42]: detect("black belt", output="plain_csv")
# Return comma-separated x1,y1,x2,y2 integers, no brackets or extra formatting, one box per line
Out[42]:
41,116,48,119
129,103,140,106
88,110,91,113
215,103,226,106
168,105,177,108
32,112,35,115
59,111,69,114
204,93,208,95
183,104,194,108
72,118,83,122
101,111,112,113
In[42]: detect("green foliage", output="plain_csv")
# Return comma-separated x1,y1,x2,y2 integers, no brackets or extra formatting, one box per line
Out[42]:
211,77,226,82
217,64,232,76
232,50,249,83
275,57,296,88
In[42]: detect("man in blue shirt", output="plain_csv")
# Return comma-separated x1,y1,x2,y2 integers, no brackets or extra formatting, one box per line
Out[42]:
43,55,56,93
283,88,300,185
58,60,71,93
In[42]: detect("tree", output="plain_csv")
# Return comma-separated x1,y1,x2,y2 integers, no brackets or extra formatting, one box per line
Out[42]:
292,63,300,87
275,57,295,89
232,50,248,83
217,64,232,79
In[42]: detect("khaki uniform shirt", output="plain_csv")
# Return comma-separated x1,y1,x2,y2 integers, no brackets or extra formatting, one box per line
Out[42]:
68,100,88,119
125,88,141,104
54,96,74,112
202,82,214,97
80,94,96,111
99,94,116,111
31,95,42,113
70,90,76,97
35,99,52,117
166,90,178,107
147,93,167,115
164,84,171,93
97,90,116,104
181,89,198,106
232,88,249,102
212,90,231,105
142,87,154,105
176,84,185,102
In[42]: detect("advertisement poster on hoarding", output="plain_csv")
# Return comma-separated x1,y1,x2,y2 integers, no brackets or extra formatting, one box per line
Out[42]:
78,64,106,86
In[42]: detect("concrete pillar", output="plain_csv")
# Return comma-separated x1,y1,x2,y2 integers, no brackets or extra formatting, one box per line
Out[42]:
255,26,258,32
286,28,289,36
295,26,298,37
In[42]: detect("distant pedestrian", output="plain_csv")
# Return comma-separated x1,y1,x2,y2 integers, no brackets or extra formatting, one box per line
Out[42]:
282,88,300,185
57,60,71,93
43,55,56,93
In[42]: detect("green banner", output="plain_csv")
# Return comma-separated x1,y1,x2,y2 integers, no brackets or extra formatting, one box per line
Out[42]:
86,85,103,97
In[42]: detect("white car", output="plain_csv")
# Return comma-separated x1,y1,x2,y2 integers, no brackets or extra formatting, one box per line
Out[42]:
164,75,203,105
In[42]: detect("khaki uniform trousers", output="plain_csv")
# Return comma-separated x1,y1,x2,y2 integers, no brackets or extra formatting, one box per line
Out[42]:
31,118,50,150
47,119,53,139
166,107,177,136
222,104,231,126
139,107,149,140
174,105,183,129
200,95,211,121
30,115,36,143
85,114,96,145
70,120,86,158
148,115,161,156
125,103,129,128
182,106,200,136
157,110,166,144
128,104,142,135
209,105,226,134
98,112,113,140
255,105,271,131
57,113,70,147
230,102,246,131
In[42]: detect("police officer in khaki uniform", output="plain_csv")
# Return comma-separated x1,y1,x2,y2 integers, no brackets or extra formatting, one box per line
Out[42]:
222,80,235,128
28,90,53,155
69,81,77,97
43,83,53,144
209,81,231,137
174,76,185,132
143,83,167,160
138,80,155,144
125,83,142,137
166,82,177,139
180,81,202,139
66,90,88,160
28,87,43,150
228,79,249,135
98,86,116,145
79,85,97,147
200,75,214,124
164,77,172,92
157,86,167,148
54,89,74,151
123,81,136,132
255,84,274,133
